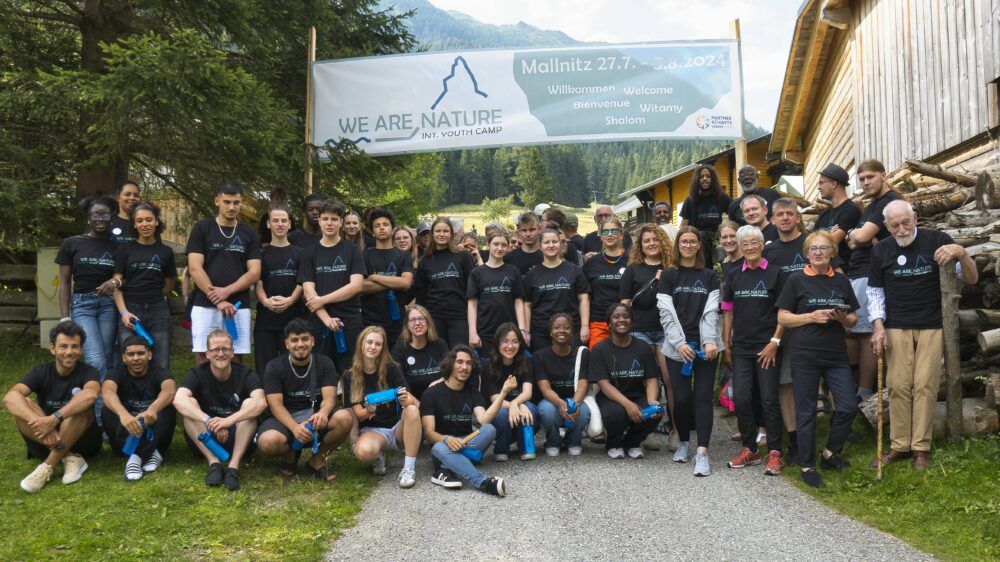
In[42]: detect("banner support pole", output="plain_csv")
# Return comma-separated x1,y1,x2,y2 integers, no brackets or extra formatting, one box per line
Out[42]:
304,26,317,195
730,18,747,173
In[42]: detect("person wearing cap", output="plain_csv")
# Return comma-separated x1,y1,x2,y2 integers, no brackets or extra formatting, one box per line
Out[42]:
415,221,432,256
534,203,551,218
583,205,633,258
813,164,862,271
728,165,781,226
832,159,903,401
868,199,977,471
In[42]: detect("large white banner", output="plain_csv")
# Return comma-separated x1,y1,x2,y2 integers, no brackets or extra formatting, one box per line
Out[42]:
311,41,744,156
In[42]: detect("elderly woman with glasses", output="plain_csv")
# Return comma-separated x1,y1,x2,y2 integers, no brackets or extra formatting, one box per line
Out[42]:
721,225,786,475
776,230,859,488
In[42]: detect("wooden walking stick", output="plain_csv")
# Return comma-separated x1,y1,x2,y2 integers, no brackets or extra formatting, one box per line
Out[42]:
876,351,885,481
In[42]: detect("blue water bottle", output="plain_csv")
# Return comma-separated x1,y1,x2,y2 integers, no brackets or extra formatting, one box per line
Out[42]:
564,398,578,428
459,447,483,463
132,321,155,346
198,431,231,462
333,328,347,354
122,419,146,456
224,301,242,342
386,290,401,321
292,422,319,453
518,425,536,456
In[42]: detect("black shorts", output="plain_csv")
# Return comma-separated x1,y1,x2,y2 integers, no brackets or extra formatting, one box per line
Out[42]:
256,409,319,442
22,420,103,460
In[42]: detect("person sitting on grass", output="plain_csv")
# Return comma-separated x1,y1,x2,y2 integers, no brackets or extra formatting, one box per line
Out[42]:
256,318,348,482
5,321,101,493
341,326,422,489
174,329,266,491
420,345,517,496
101,336,177,481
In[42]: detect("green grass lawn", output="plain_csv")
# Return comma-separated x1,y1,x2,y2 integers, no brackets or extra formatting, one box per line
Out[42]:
783,414,1000,561
0,336,376,561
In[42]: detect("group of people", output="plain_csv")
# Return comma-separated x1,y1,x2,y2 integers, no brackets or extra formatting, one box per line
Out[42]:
6,158,977,496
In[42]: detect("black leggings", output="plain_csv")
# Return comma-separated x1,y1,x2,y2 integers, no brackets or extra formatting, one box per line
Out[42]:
102,406,176,460
433,316,468,348
596,394,659,450
253,329,285,375
668,356,715,448
731,354,782,453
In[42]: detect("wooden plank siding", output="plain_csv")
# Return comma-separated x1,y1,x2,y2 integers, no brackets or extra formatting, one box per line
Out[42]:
802,29,855,200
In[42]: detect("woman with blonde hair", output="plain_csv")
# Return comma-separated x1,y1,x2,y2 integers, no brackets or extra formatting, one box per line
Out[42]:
390,304,450,400
415,217,476,346
342,326,421,488
392,226,419,269
583,217,627,349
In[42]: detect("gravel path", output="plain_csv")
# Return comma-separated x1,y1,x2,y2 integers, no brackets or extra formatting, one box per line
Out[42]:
327,415,932,561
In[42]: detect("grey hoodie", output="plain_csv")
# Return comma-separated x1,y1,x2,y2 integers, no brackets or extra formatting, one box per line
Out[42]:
656,288,724,362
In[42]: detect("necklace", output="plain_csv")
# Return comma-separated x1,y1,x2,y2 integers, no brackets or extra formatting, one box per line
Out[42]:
602,252,624,265
216,218,237,239
288,354,312,379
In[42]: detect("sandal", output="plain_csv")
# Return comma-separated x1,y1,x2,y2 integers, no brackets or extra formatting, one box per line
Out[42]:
278,450,301,477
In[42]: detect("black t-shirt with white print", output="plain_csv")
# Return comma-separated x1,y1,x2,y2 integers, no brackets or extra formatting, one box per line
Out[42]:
20,362,100,415
55,235,117,294
722,260,783,356
180,363,261,418
620,263,663,333
524,260,591,331
657,267,719,342
257,244,305,328
341,363,408,429
185,218,262,307
390,338,450,399
106,363,171,414
298,238,367,329
419,381,486,438
532,346,589,400
362,247,415,333
847,190,904,279
869,228,955,329
115,241,178,303
680,193,733,233
415,250,476,321
814,199,862,265
110,215,138,246
775,269,859,362
261,353,338,412
588,338,658,402
582,254,627,322
467,263,524,344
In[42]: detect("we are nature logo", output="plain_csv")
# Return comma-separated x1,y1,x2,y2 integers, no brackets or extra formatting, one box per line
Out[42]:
537,276,572,292
482,276,514,294
79,251,115,268
431,262,461,281
673,278,707,295
613,359,645,380
733,280,770,299
892,254,934,278
316,255,348,274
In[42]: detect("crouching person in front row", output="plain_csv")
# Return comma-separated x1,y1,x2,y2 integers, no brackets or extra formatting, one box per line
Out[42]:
101,336,177,481
174,329,266,491
256,318,349,482
5,321,102,493
420,345,518,496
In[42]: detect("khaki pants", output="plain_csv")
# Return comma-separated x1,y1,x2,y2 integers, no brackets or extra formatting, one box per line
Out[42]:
886,328,943,452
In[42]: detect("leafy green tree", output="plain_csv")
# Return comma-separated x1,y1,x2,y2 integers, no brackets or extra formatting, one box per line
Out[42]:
513,147,552,209
480,194,514,227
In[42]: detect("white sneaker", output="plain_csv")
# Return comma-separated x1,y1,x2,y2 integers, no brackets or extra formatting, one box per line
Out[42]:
493,453,509,462
568,446,583,456
673,442,690,463
627,447,645,459
142,450,163,473
61,454,88,484
372,453,386,476
20,462,54,493
545,447,560,457
520,452,536,461
125,454,143,482
694,451,712,477
607,448,625,459
398,467,416,489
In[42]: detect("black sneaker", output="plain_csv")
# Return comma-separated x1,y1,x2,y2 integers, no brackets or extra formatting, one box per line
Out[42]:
431,469,462,489
205,462,224,486
821,453,851,472
223,468,240,491
846,431,863,443
800,469,824,488
479,476,506,497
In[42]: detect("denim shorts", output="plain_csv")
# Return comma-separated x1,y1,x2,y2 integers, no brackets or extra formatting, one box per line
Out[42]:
850,277,872,334
632,330,665,346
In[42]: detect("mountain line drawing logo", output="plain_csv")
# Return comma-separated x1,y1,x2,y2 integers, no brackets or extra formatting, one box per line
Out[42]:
431,56,489,110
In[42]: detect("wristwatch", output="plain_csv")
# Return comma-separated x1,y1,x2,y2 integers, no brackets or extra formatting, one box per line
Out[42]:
53,411,64,424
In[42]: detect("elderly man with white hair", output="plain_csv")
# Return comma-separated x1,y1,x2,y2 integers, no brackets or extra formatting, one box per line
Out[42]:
867,199,977,471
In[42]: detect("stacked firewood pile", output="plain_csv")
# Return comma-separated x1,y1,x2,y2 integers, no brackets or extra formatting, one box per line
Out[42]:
801,159,1000,435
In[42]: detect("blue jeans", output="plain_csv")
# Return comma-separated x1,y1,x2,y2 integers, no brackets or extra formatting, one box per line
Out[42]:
538,399,591,448
72,293,117,425
491,402,540,455
119,299,171,374
431,423,497,488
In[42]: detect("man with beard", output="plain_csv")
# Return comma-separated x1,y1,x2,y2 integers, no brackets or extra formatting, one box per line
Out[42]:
868,200,976,471
813,164,861,265
728,165,780,226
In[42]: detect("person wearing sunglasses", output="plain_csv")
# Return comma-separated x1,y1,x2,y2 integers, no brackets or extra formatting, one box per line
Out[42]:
174,330,266,491
583,218,628,349
583,205,633,259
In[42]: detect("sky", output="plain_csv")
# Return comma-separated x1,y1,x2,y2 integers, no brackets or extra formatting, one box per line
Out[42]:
427,0,803,130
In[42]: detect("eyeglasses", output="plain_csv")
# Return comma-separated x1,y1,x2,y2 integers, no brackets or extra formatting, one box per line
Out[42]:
499,338,520,347
807,245,834,254
207,347,234,355
89,213,112,221
739,240,763,249
600,228,621,236
678,239,700,246
407,317,427,325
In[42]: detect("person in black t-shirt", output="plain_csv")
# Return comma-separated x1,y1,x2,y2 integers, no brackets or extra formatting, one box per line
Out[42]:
679,165,733,266
113,202,177,374
391,305,450,400
656,227,722,475
621,224,672,349
421,345,517,495
56,196,121,380
776,230,860,488
868,200,977,470
256,319,347,481
813,164,862,266
254,205,305,375
740,194,779,244
174,330,266,491
721,225,785,475
533,313,592,456
503,212,544,276
185,181,262,358
415,217,476,347
101,336,177,481
482,323,538,462
300,200,367,371
343,210,366,252
728,165,781,226
583,217,627,349
589,304,662,458
6,322,101,493
582,205,634,257
361,208,414,349
111,179,140,246
524,229,592,351
288,193,325,250
342,327,422,488
468,232,526,351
